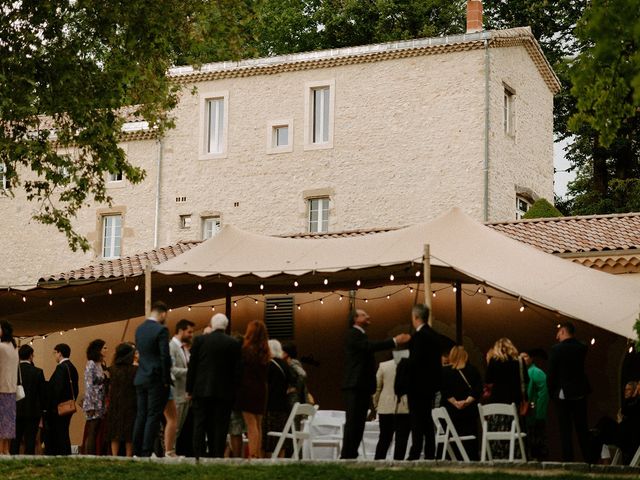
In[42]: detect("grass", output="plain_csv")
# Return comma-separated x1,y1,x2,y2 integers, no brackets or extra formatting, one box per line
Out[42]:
0,459,637,480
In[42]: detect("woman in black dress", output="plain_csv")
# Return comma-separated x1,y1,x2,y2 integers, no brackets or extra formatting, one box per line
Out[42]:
484,337,528,459
236,320,270,458
263,339,293,456
106,343,137,457
441,345,482,460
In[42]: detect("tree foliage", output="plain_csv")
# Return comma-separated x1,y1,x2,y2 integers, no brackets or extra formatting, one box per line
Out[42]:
0,0,255,251
522,198,563,219
252,0,466,56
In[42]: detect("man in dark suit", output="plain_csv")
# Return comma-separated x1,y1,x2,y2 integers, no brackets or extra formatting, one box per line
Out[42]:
45,343,79,456
340,309,409,459
548,321,592,462
133,300,172,457
406,304,442,460
10,344,46,455
186,313,241,458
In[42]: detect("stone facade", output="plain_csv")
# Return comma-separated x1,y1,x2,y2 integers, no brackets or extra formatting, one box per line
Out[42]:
0,28,557,286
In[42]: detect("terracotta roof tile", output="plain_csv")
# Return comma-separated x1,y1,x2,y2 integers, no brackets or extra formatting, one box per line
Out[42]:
39,241,201,284
486,212,640,254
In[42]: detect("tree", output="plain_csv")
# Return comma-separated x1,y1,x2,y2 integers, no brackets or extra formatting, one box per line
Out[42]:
522,198,563,219
0,0,255,251
252,0,466,56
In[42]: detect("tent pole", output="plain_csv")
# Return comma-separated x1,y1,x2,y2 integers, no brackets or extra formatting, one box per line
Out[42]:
455,280,462,344
144,261,152,317
423,244,432,325
226,286,232,333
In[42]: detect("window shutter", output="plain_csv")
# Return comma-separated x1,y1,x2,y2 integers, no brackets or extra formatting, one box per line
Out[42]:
264,296,294,340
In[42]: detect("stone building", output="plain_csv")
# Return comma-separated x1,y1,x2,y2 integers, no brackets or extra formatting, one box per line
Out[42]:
0,26,559,287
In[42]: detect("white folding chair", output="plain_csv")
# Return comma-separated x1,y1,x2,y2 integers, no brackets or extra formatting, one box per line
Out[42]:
432,406,475,462
477,403,527,462
268,402,318,459
630,444,640,467
310,414,344,459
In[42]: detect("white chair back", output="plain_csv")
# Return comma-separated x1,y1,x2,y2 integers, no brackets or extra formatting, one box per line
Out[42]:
268,402,318,459
477,402,526,462
432,406,474,462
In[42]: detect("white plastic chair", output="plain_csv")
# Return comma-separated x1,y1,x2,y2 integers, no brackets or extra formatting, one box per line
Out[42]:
477,403,527,462
310,414,344,459
432,406,475,461
630,444,640,467
268,402,318,459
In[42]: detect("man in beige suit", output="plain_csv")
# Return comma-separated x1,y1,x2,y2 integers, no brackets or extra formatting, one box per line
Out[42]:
372,350,411,460
170,319,194,448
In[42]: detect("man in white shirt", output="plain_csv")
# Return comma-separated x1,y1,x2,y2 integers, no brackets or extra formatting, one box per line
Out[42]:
170,318,194,448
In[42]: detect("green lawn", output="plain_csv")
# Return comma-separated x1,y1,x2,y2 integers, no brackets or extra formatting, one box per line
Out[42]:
0,459,636,480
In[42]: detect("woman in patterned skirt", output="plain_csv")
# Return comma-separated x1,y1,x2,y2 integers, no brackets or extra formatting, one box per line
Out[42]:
0,320,19,455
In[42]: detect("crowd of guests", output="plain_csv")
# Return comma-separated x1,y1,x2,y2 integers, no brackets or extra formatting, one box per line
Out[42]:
0,304,638,463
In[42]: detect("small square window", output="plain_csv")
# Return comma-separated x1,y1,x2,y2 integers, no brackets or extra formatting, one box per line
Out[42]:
108,171,123,182
179,215,192,229
516,196,531,219
266,120,293,154
274,126,288,147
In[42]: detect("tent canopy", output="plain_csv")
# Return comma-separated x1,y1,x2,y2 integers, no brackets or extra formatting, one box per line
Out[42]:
155,208,640,338
4,208,639,338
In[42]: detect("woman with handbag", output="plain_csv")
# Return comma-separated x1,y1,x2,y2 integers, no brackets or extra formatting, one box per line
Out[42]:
442,345,482,460
0,320,19,455
82,339,109,455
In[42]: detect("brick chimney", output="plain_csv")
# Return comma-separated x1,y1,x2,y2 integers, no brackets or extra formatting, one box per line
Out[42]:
466,0,483,33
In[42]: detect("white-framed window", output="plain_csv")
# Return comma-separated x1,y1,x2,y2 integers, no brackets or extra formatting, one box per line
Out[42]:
199,91,229,159
108,171,123,182
179,214,192,229
304,80,335,150
0,163,8,191
504,85,515,136
102,214,122,259
308,197,329,233
202,216,221,240
266,119,294,154
516,195,531,219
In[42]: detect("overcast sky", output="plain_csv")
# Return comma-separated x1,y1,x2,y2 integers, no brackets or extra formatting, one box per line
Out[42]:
554,138,575,198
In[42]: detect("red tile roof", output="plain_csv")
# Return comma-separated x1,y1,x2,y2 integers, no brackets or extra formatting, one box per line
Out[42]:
486,212,640,254
39,241,200,284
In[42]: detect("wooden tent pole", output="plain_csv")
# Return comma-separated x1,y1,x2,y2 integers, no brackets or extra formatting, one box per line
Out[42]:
423,244,432,325
144,261,152,317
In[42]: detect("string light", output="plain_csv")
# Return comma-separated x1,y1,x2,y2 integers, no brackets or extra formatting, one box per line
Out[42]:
519,304,525,313
629,346,634,353
432,291,436,297
211,306,215,311
73,328,77,331
255,299,258,304
49,300,53,306
168,287,173,293
339,295,343,301
386,295,390,299
41,336,46,340
228,281,233,288
590,338,596,345
389,274,395,281
294,281,299,287
260,284,264,290
364,299,368,303
108,288,112,295
22,296,26,302
409,287,414,293
320,299,324,305
297,305,301,310
188,306,192,312
557,323,561,329
81,297,85,303
197,284,202,290
274,304,278,310
486,296,492,305
415,271,421,277
233,301,237,307
324,279,329,285
59,331,63,336
477,286,486,294
134,285,139,291
356,280,361,287
452,284,457,293
169,308,172,312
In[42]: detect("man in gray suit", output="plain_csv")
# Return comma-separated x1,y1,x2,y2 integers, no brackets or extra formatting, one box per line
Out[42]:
170,319,194,448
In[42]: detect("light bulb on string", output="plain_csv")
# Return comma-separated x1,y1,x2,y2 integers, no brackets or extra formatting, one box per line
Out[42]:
255,299,258,305
415,271,421,277
389,274,395,281
364,298,368,303
211,306,215,311
320,299,324,305
260,284,264,290
197,284,202,290
81,297,85,303
233,301,237,307
188,306,192,312
339,295,343,301
590,338,596,345
134,285,139,291
324,279,328,285
108,288,112,295
519,304,525,313
294,281,299,287
432,291,436,298
169,308,172,313
557,323,561,329
356,280,361,287
168,287,173,293
629,346,634,353
59,331,63,336
228,281,233,288
29,341,33,346
297,305,301,310
386,295,390,299
486,296,492,305
73,328,77,331
274,304,278,310
42,336,46,340
49,300,53,306
22,296,26,302
452,284,457,293
409,287,414,293
477,286,485,294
